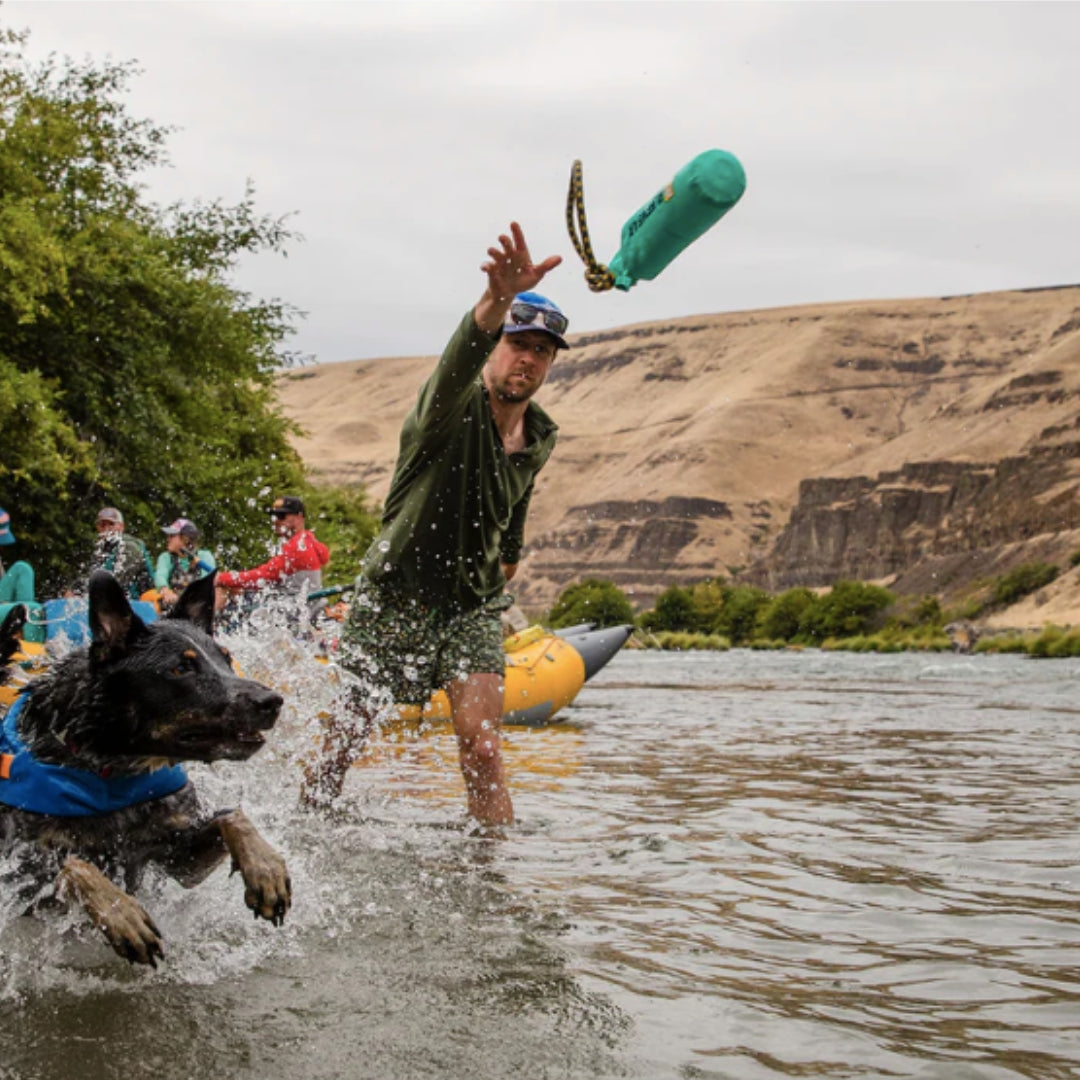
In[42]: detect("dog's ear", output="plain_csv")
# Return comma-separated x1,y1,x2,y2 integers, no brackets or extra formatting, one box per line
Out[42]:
88,570,149,661
0,603,27,662
168,570,216,636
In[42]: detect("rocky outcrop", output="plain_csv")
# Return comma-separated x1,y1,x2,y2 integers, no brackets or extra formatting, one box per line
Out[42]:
746,444,1080,592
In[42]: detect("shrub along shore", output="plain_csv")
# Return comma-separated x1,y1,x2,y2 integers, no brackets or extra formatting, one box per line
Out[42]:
543,559,1080,658
636,626,1080,657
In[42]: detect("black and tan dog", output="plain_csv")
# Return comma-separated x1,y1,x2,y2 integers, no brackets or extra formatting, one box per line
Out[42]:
0,570,291,967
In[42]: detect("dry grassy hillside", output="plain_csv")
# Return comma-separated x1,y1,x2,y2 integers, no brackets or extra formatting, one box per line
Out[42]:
277,285,1080,624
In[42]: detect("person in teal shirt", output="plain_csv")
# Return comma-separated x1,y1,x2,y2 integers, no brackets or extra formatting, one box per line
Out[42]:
0,505,35,609
0,506,44,641
155,518,216,611
0,507,34,606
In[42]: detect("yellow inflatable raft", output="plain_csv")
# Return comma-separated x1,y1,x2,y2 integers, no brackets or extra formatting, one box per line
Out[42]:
0,640,47,710
396,623,631,727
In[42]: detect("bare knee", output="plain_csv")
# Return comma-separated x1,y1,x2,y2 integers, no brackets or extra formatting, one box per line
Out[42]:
455,711,498,753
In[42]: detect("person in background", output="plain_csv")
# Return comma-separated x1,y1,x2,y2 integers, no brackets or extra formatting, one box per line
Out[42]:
89,507,155,601
0,506,35,605
155,518,216,612
215,495,329,607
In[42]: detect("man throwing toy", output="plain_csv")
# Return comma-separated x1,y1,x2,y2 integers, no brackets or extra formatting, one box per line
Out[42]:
304,222,567,825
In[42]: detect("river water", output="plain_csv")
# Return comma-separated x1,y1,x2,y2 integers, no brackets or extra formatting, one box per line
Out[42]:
1,646,1079,1079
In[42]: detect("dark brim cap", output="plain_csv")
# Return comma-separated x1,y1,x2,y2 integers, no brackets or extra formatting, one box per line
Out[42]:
271,495,305,516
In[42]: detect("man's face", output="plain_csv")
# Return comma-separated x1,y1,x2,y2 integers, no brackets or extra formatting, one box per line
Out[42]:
484,331,558,404
96,521,123,538
272,512,303,537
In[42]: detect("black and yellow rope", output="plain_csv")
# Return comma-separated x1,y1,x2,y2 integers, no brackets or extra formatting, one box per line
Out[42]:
566,160,616,293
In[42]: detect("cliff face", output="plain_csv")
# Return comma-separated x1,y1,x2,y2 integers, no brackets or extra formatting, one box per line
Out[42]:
748,444,1080,590
744,304,1080,611
277,284,1080,617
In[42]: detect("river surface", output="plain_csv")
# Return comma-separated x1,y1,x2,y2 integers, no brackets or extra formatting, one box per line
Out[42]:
2,647,1079,1080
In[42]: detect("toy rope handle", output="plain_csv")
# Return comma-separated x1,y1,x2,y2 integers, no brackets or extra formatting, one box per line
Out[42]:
566,160,616,293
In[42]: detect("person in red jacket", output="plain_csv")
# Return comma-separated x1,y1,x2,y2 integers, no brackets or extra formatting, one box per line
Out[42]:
215,496,330,613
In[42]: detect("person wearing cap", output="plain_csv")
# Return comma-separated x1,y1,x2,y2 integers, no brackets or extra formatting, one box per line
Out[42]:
0,506,35,606
308,221,566,826
154,518,217,611
89,507,155,601
215,495,329,603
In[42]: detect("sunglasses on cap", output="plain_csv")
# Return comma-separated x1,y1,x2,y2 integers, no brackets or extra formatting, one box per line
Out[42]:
509,299,568,338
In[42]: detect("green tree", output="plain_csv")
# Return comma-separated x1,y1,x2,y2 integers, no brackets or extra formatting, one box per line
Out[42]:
689,578,727,632
711,584,771,645
0,27,313,592
798,581,894,643
547,578,635,629
757,586,816,641
640,584,696,631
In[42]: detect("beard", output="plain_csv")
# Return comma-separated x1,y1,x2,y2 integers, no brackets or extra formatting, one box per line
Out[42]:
490,372,538,403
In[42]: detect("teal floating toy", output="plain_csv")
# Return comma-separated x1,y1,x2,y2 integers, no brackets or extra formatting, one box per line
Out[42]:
566,150,746,293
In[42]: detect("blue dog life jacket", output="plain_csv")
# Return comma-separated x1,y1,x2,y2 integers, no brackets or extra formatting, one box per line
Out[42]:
0,693,188,816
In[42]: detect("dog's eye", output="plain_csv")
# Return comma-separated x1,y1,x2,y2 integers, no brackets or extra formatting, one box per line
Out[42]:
171,655,198,677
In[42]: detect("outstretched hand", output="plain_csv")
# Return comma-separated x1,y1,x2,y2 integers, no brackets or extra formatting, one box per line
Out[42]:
475,222,562,334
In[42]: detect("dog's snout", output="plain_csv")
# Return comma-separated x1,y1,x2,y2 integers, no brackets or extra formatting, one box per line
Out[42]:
256,689,284,729
239,684,284,729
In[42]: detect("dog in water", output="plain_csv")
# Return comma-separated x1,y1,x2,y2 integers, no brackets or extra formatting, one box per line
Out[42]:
0,570,291,967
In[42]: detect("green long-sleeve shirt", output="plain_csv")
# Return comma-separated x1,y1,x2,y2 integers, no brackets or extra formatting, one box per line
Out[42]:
361,310,558,612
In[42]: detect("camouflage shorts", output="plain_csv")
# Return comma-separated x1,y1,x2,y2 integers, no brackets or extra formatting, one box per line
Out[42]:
338,577,510,706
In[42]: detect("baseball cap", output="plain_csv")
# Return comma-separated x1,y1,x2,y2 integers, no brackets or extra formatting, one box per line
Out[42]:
163,517,200,540
504,292,570,351
270,495,305,517
0,507,14,546
96,507,124,526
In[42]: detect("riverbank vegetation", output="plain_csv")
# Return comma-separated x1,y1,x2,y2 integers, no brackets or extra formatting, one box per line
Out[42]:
974,625,1080,658
545,559,1076,656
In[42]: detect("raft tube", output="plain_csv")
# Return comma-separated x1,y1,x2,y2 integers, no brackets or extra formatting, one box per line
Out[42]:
397,624,633,728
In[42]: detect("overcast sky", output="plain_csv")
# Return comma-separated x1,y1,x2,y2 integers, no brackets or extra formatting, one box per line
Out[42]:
7,2,1079,364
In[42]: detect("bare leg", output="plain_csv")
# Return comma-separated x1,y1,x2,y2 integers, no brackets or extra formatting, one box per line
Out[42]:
299,700,374,809
447,672,513,826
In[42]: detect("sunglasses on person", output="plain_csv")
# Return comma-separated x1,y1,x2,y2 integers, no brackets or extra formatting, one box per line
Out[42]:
509,299,568,337
270,510,290,519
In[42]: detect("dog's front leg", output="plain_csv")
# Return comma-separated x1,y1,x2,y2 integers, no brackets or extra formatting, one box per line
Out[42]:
215,809,291,926
57,856,165,967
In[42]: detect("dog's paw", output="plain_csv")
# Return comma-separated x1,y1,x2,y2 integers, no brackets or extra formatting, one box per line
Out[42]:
59,856,165,967
235,846,292,927
217,809,292,927
98,893,166,968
